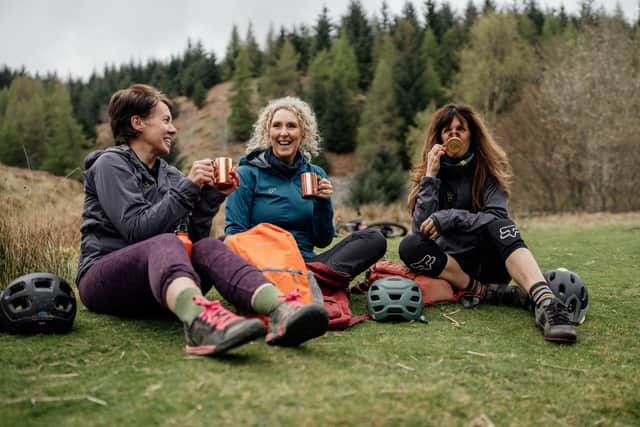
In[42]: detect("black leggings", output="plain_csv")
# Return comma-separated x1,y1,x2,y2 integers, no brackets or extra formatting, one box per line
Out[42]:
399,218,527,284
310,228,387,278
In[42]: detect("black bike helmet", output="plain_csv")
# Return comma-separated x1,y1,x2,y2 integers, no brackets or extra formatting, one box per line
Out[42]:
367,276,423,321
0,273,77,334
543,268,589,325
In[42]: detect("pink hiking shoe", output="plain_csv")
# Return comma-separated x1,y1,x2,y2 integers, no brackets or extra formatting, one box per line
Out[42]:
184,297,265,356
266,290,329,347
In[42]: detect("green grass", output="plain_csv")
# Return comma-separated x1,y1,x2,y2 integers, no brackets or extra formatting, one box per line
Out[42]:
1,222,639,426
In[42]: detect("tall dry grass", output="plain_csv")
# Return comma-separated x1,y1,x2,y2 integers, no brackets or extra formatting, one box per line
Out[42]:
0,166,82,287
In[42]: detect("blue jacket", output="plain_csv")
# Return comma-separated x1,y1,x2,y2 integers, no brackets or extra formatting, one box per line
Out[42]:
224,149,334,260
77,145,226,282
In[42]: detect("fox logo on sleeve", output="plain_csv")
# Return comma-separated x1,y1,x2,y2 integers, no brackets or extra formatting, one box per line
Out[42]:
499,224,519,240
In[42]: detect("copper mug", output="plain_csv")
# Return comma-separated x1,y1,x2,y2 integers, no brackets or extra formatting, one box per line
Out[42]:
446,137,463,156
215,157,233,187
300,172,319,198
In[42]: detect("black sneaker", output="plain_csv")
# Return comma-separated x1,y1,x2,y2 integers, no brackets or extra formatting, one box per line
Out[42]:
484,284,531,309
266,290,329,347
534,299,577,344
184,297,266,356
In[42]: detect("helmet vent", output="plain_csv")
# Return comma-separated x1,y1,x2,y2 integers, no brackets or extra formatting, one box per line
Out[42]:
387,307,403,314
370,294,381,301
406,306,417,313
8,282,25,296
410,295,420,302
34,279,52,289
10,296,31,312
388,293,402,301
55,296,72,311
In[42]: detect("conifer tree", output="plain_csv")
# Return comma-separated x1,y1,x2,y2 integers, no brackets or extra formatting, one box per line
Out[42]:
331,31,360,94
263,25,280,69
228,48,256,142
341,0,374,90
421,28,446,106
245,22,263,77
0,88,8,128
350,38,405,204
40,79,88,177
356,39,402,157
259,40,300,101
192,81,207,109
312,6,333,54
223,24,242,80
0,77,47,169
463,0,479,29
392,14,426,140
305,32,360,154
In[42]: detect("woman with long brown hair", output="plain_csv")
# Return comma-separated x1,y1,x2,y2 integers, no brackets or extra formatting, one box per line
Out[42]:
400,103,576,344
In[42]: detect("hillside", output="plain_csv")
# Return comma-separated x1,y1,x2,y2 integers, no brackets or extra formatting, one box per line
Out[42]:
96,82,356,174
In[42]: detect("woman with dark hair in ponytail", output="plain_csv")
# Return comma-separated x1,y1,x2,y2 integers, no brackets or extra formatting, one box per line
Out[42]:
400,103,576,344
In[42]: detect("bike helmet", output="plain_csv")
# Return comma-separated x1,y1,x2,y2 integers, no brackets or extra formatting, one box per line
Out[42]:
0,273,77,334
367,276,423,321
543,268,589,325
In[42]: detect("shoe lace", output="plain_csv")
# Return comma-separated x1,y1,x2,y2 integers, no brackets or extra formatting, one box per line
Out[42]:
279,289,304,308
192,296,242,329
545,300,571,326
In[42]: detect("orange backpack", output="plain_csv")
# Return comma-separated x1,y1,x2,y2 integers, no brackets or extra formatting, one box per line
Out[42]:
224,223,323,324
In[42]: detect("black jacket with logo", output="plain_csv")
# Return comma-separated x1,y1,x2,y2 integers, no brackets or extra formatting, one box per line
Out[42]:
411,162,509,255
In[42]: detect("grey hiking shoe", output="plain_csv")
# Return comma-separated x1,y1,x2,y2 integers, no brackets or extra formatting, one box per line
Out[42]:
184,297,266,356
534,299,577,344
266,290,329,347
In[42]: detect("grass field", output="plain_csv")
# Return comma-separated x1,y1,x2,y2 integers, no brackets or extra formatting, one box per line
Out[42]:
1,165,639,426
1,217,640,426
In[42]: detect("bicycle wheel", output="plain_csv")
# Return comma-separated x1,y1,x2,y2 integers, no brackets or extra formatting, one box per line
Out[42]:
335,222,356,237
367,222,408,238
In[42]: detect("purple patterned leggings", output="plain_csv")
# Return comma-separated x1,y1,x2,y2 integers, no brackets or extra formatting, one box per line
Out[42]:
77,233,268,317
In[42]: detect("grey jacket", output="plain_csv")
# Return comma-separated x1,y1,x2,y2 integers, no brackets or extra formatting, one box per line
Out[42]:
412,164,509,255
76,145,226,283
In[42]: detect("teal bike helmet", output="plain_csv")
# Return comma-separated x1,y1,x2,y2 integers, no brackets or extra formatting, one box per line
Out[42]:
367,276,423,321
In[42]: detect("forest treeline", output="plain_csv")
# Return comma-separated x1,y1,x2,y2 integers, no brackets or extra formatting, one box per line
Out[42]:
1,0,639,212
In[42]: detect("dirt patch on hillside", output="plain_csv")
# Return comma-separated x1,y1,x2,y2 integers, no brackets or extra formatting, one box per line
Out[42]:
325,152,357,177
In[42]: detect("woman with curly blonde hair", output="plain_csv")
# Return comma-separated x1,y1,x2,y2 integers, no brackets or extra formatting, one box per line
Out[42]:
400,103,576,344
226,97,386,299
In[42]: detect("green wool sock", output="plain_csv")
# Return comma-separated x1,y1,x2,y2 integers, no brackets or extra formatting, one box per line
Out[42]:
174,288,204,325
251,284,282,315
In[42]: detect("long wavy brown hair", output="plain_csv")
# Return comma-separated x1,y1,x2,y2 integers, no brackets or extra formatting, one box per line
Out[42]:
407,104,513,214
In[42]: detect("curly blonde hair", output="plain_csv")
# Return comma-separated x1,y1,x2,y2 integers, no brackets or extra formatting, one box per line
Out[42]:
246,96,321,161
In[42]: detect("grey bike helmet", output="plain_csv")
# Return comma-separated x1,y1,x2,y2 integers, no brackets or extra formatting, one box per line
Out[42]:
367,276,423,321
0,272,76,334
543,268,589,325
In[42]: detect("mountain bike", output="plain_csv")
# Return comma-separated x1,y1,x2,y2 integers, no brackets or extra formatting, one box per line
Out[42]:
335,209,408,239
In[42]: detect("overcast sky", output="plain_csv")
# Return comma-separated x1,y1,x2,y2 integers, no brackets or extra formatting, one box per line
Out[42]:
1,0,636,81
